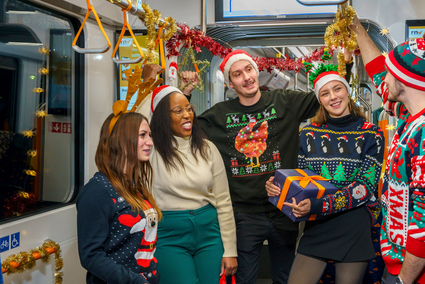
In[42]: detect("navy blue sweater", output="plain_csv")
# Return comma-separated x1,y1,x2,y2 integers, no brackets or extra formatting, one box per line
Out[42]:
77,172,158,284
299,117,384,224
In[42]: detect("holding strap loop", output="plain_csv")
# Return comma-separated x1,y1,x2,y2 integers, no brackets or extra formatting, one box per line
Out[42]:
72,0,111,54
111,2,145,64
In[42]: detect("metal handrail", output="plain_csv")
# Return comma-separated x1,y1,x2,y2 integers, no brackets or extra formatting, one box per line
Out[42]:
296,0,348,5
105,0,181,33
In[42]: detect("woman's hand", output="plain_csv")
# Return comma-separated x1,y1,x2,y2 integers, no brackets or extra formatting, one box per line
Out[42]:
221,257,238,276
265,176,281,197
283,197,311,218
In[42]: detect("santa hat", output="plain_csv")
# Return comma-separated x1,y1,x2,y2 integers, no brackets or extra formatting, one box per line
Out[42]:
338,135,348,142
169,61,178,71
385,38,425,91
219,49,259,88
151,85,183,116
310,66,351,100
306,132,315,138
321,134,331,141
355,135,365,140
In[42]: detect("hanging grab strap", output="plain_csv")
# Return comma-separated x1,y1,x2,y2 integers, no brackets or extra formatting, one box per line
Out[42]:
143,22,167,74
111,2,145,64
72,0,111,54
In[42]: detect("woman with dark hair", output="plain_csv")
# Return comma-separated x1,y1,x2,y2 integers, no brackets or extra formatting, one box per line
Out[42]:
77,111,161,284
149,85,237,284
266,64,384,284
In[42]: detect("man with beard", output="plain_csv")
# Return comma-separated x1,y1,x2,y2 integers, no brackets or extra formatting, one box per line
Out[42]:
351,17,425,284
181,50,319,283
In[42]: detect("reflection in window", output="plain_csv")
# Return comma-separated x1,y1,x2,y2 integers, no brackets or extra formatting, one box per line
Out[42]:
0,0,76,220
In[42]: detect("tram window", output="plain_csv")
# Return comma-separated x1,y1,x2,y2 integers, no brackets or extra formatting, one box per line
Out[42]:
0,0,79,221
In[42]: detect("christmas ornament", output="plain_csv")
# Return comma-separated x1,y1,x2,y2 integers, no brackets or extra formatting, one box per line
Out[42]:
168,62,178,81
321,48,332,61
35,110,47,117
303,60,313,73
380,28,389,35
21,130,34,138
178,45,210,91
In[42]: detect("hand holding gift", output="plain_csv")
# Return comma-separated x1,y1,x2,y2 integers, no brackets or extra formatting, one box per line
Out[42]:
284,197,311,218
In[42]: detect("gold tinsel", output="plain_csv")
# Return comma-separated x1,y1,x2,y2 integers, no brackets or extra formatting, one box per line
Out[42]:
1,240,63,284
140,4,177,63
141,3,162,63
324,5,357,76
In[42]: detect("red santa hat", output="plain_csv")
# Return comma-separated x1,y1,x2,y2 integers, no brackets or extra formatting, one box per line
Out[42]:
321,134,331,141
313,70,351,100
219,49,259,88
338,135,348,142
355,135,365,140
169,61,178,71
306,132,315,138
151,85,183,116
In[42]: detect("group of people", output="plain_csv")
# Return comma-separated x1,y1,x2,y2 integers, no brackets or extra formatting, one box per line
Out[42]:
76,13,425,284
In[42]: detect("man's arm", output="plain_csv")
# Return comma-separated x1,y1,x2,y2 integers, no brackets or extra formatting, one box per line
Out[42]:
399,251,425,284
349,16,382,65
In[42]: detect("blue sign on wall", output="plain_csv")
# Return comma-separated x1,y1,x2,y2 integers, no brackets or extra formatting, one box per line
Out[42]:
0,236,9,253
11,232,20,249
0,252,3,284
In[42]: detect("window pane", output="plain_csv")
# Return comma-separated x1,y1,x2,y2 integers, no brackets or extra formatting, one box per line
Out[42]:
0,0,76,220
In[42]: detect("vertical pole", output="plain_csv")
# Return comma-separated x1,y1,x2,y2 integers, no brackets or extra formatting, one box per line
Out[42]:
201,0,207,33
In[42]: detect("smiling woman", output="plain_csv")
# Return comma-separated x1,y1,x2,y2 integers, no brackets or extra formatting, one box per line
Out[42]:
148,84,238,284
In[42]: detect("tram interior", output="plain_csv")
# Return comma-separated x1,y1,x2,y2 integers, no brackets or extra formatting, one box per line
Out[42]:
0,0,407,282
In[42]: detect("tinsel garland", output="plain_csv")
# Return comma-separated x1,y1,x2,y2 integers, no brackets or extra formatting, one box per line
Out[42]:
166,24,328,73
3,191,37,217
324,5,357,76
140,4,177,63
1,240,63,284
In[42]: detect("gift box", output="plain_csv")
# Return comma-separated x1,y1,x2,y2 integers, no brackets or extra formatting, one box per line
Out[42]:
269,169,338,222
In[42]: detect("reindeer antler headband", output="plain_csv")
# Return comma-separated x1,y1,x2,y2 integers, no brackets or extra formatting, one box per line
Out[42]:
109,66,163,136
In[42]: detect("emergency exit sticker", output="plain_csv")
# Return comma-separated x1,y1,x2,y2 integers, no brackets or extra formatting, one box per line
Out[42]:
50,122,72,133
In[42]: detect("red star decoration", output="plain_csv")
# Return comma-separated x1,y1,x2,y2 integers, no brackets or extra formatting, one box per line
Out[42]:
401,49,411,56
412,57,421,66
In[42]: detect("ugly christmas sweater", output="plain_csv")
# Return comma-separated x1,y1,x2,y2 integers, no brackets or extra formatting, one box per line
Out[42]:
366,55,425,282
299,116,384,224
198,89,319,213
77,172,158,284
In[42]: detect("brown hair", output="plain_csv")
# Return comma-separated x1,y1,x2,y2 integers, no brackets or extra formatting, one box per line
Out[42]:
95,112,161,219
312,95,367,126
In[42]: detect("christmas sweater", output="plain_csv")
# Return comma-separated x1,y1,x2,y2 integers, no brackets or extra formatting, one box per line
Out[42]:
366,55,425,282
198,89,319,213
77,172,158,284
298,117,384,224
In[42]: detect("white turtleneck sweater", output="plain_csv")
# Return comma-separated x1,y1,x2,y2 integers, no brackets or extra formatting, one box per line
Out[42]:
150,136,237,257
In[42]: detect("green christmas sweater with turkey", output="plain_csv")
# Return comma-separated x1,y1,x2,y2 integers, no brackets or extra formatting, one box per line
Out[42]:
366,54,425,282
299,117,384,224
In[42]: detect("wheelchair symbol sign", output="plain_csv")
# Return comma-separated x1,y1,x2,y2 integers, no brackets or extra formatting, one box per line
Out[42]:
11,232,20,249
0,236,9,253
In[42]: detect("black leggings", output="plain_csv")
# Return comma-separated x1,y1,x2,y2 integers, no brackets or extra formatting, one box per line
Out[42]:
287,253,369,284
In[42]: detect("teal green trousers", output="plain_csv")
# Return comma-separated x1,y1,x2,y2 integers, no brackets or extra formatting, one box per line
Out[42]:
155,204,224,284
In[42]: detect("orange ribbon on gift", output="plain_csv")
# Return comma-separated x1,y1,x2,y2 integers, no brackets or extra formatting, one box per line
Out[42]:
276,169,330,211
